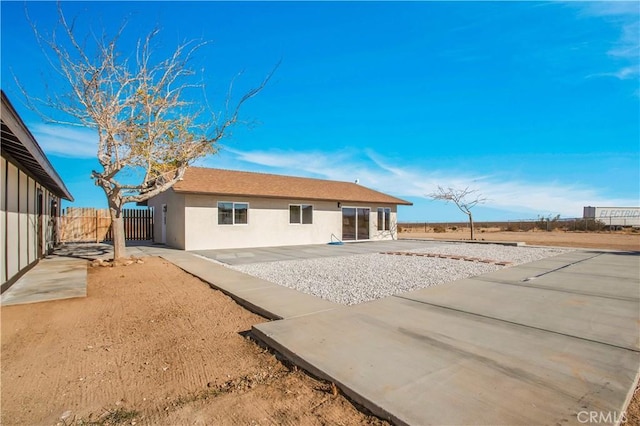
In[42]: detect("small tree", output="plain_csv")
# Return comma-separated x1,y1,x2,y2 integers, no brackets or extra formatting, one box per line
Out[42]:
22,6,275,260
428,186,486,240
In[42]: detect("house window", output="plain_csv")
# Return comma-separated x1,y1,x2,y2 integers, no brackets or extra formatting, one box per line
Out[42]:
290,204,313,224
377,207,391,231
218,202,248,225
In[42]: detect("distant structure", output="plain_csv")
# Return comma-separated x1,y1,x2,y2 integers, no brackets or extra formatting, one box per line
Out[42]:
583,206,640,228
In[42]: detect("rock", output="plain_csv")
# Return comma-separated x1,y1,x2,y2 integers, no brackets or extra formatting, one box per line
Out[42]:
331,382,338,396
90,259,104,267
60,410,72,420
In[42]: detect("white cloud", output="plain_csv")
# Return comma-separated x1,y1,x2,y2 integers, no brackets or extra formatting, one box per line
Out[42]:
580,1,639,19
31,123,97,158
578,1,640,80
217,148,638,218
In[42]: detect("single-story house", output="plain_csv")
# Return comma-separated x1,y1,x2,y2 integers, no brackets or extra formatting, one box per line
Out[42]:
147,167,412,250
1,90,74,292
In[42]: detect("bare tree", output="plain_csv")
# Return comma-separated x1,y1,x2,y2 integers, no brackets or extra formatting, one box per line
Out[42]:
21,6,276,260
428,186,486,240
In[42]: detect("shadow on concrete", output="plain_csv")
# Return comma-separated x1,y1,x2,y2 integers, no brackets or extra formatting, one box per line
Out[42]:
50,241,161,261
50,243,113,261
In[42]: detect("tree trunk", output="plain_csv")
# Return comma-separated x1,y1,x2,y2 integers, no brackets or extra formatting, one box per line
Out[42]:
109,204,127,261
468,213,475,240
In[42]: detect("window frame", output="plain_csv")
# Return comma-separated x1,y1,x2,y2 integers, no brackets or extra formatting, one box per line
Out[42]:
377,207,391,231
218,201,249,225
289,203,314,225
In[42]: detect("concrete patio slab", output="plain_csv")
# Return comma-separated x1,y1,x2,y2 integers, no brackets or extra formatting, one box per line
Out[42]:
253,251,640,425
193,240,446,265
254,294,639,425
402,278,638,351
1,256,87,306
476,254,640,302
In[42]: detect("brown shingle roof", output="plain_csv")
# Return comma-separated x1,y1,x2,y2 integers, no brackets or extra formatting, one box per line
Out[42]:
173,167,413,205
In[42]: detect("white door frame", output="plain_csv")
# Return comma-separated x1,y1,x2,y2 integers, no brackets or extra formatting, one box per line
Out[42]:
161,204,167,244
341,206,371,241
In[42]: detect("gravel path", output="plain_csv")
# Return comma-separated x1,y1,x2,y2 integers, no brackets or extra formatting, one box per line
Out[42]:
229,243,571,305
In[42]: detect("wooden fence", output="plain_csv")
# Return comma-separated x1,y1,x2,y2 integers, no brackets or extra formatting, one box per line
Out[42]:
59,207,154,243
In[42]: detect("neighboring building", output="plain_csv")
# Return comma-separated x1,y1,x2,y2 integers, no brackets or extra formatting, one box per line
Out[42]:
1,90,74,293
583,206,640,228
147,167,412,250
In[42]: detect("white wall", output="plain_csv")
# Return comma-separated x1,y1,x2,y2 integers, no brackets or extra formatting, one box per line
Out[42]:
19,169,29,270
182,195,399,250
28,176,36,263
0,157,6,284
1,155,59,289
148,190,186,249
6,161,19,283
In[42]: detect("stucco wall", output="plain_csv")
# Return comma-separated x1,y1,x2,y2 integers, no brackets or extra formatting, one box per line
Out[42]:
182,195,399,250
148,190,186,249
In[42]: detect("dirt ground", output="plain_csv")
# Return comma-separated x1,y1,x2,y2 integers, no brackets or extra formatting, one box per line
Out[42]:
400,228,640,251
1,257,387,426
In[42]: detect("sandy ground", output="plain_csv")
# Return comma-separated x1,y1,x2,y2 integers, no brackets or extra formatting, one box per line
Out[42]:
1,257,386,426
400,228,640,251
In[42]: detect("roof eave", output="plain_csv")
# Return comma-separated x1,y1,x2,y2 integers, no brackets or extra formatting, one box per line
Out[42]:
1,91,74,201
172,189,412,206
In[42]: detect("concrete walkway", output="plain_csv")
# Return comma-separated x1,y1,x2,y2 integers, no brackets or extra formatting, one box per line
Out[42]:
253,250,640,425
1,243,153,306
1,255,87,306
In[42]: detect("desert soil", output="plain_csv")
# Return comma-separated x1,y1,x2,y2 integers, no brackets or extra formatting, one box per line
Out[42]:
400,229,640,251
1,257,387,426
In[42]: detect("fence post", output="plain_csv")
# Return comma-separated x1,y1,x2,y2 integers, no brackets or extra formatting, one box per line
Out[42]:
95,209,99,243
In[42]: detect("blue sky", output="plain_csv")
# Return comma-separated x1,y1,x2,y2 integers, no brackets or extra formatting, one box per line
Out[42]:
1,1,639,222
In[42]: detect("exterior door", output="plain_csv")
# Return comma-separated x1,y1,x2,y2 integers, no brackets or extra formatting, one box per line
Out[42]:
161,204,167,244
357,208,370,239
342,208,356,240
342,207,370,241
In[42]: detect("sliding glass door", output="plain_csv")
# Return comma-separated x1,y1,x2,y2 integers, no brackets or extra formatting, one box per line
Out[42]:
342,207,370,241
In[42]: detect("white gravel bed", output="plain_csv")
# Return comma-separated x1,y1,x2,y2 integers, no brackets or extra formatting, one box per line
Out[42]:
229,244,571,305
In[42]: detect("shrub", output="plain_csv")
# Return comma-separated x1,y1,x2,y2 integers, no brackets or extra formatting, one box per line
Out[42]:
433,225,446,233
